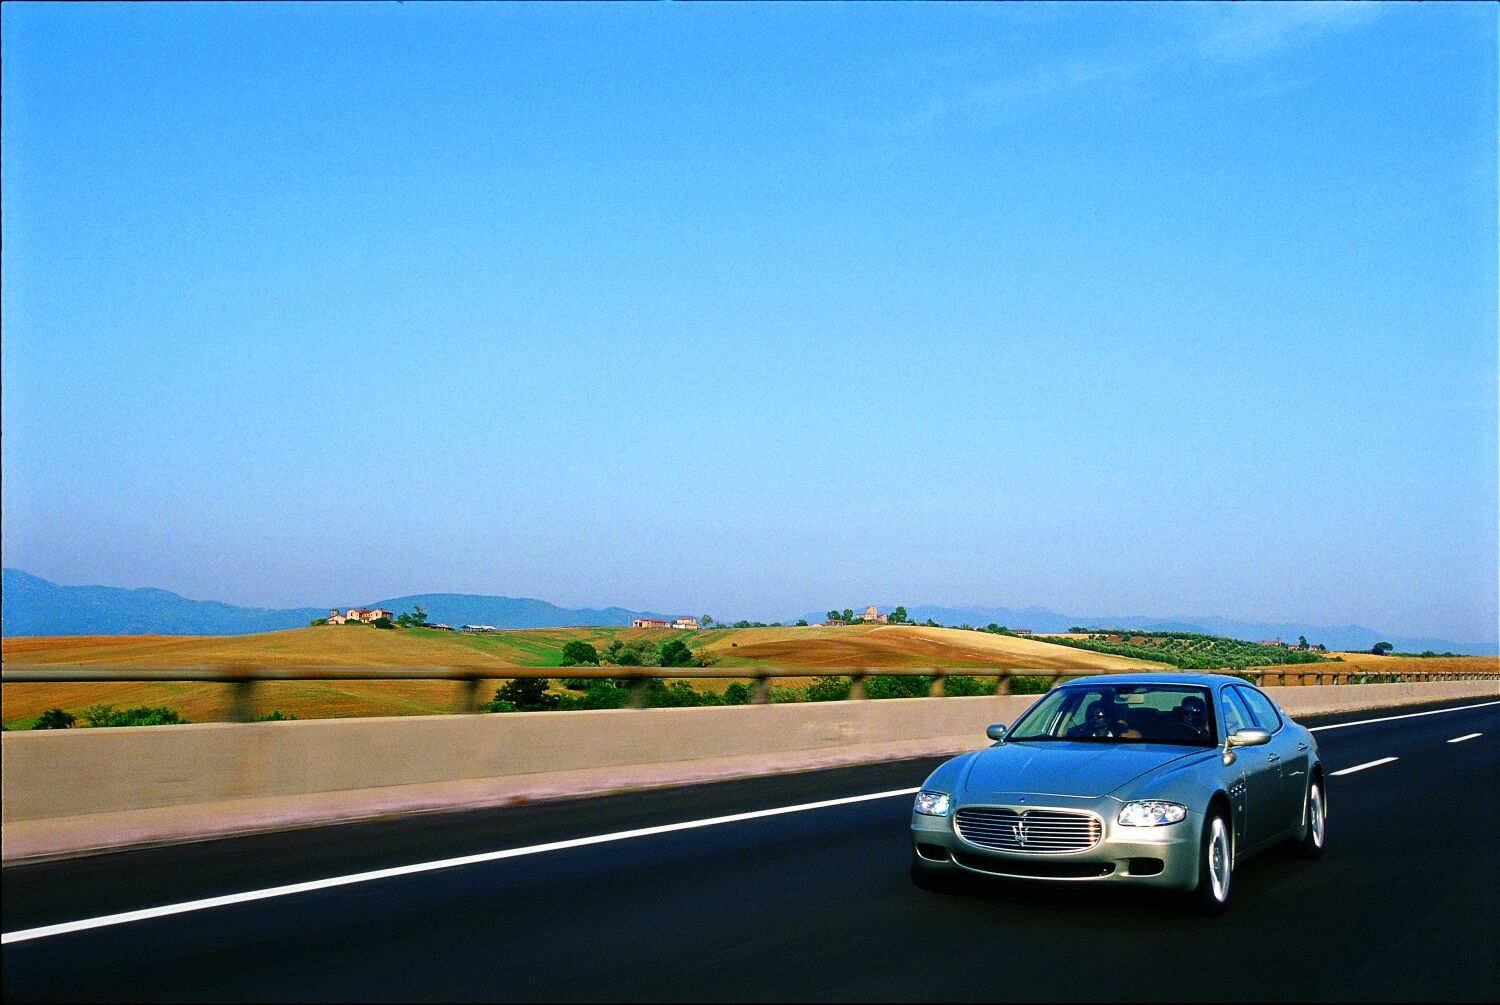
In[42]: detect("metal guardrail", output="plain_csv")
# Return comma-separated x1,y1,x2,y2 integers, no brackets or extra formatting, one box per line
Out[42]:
3,663,1496,721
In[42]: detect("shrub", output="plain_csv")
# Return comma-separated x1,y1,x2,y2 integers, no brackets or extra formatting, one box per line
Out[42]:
944,676,995,697
554,681,629,711
371,617,395,629
33,707,76,729
486,698,518,713
487,678,557,712
561,641,601,666
723,682,751,705
254,709,298,721
81,705,188,727
867,675,931,699
806,676,852,702
309,617,328,626
647,680,725,708
1010,676,1051,695
769,686,804,703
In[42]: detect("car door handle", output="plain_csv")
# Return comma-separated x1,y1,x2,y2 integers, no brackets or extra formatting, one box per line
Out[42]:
1297,743,1309,751
1267,753,1281,763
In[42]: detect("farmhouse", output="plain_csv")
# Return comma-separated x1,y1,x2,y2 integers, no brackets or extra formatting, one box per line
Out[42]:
326,608,395,625
461,624,499,633
673,617,700,630
632,618,671,629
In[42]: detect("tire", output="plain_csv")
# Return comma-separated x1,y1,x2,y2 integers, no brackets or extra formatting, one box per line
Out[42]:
1192,809,1233,915
1295,777,1327,860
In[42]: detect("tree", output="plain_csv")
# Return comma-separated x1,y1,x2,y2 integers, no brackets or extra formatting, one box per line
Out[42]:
488,678,557,712
1298,635,1309,650
891,606,908,624
397,605,429,628
701,615,714,628
827,610,840,623
795,619,808,627
1371,641,1393,655
841,609,854,623
561,641,600,666
660,639,694,668
34,708,76,730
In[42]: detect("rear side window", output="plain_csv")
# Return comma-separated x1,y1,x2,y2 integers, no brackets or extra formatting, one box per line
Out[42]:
1236,686,1283,732
1219,687,1254,736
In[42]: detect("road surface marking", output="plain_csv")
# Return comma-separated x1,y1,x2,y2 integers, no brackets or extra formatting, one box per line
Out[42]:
1307,700,1498,733
1447,733,1482,744
6,700,1496,945
1331,756,1398,776
1,787,920,945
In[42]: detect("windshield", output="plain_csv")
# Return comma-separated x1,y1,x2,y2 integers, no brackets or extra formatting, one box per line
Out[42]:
1006,683,1217,746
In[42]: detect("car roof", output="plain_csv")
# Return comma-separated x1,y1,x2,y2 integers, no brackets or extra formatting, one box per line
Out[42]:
1052,672,1254,688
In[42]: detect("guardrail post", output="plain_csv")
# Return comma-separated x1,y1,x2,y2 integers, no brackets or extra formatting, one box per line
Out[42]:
994,672,1011,696
930,670,946,698
627,676,649,709
1315,671,1325,686
228,679,257,723
751,674,770,705
849,673,867,700
459,677,482,713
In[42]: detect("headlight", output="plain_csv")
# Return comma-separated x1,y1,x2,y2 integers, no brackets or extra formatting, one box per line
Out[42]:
913,790,952,816
1117,800,1187,827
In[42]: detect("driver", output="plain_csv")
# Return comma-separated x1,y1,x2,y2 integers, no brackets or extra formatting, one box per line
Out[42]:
1176,695,1209,739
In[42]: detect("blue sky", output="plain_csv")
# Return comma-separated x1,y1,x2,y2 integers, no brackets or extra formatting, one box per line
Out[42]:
3,3,1496,642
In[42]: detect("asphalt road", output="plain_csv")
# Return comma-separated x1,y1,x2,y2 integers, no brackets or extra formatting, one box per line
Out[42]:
4,699,1496,1003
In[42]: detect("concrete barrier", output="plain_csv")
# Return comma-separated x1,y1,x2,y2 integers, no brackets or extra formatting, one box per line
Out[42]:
3,679,1494,863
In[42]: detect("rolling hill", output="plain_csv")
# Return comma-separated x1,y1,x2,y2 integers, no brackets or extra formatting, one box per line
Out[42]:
0,622,1165,726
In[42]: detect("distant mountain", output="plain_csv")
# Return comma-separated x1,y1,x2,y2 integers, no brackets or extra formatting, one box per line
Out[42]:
798,604,1498,656
362,594,669,630
0,570,666,637
5,569,1492,654
1,569,327,637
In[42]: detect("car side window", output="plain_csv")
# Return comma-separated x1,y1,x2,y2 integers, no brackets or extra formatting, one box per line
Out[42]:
1219,687,1254,736
1236,686,1283,732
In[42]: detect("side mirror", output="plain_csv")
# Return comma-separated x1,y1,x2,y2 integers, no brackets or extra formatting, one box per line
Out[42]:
1227,728,1271,748
986,723,1007,742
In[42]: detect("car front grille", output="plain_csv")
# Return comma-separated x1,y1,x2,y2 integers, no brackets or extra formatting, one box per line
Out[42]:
955,806,1102,854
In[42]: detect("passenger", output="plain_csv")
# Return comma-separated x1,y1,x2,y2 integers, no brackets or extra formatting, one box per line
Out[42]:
1067,701,1114,738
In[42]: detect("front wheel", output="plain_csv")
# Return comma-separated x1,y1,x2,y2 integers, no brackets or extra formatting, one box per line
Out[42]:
1295,778,1326,859
1192,810,1233,915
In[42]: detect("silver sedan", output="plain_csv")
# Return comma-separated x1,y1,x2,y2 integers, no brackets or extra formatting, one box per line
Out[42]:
910,673,1326,912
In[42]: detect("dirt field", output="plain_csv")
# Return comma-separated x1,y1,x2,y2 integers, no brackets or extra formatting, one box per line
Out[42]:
1,623,1165,727
1319,652,1498,674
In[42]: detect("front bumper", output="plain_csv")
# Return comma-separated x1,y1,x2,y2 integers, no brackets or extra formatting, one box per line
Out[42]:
911,799,1202,891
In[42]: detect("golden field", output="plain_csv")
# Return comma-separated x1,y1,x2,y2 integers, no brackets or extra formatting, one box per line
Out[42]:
1,622,1164,726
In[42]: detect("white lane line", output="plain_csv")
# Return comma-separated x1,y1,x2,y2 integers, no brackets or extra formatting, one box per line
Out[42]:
1447,733,1482,744
1307,700,1499,733
1,787,919,946
1331,756,1399,777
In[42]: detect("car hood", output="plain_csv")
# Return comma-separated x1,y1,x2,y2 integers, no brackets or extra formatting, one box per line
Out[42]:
959,741,1200,799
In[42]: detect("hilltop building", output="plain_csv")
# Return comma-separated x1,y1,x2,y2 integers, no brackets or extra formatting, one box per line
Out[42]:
632,618,671,629
673,617,700,630
854,605,889,624
327,608,394,625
